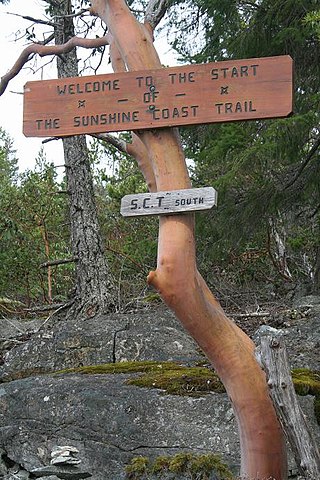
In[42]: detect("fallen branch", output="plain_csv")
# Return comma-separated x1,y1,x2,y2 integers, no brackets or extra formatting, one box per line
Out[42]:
230,311,271,318
23,302,67,313
0,36,109,96
40,257,78,269
256,326,320,479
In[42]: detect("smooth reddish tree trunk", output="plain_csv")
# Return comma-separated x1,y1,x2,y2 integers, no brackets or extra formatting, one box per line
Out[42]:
91,1,287,478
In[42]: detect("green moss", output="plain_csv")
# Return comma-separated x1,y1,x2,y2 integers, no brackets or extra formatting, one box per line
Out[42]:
54,362,225,398
292,369,320,396
168,452,193,473
125,453,234,479
54,361,183,376
150,455,171,474
189,453,234,479
127,366,225,397
292,368,320,425
142,293,162,303
125,456,149,479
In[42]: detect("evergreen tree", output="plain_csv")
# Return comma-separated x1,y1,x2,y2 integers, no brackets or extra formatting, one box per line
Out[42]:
171,0,320,294
0,138,71,305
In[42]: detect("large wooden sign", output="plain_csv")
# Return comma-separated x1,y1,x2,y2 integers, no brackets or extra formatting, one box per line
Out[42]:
120,187,217,217
23,55,293,137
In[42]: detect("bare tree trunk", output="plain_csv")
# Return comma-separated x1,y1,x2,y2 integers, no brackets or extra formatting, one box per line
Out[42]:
91,1,287,478
52,0,115,317
257,326,320,479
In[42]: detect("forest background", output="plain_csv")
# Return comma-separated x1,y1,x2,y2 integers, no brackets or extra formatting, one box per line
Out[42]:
0,0,319,313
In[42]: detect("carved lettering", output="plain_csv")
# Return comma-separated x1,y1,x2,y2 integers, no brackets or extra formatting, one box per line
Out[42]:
151,105,199,121
136,75,154,87
56,79,120,96
121,187,218,217
169,71,195,84
130,199,138,210
215,100,256,114
143,91,159,103
73,111,140,127
36,118,60,130
211,64,259,80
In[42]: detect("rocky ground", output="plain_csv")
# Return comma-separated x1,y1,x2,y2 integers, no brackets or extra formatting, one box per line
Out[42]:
0,296,319,479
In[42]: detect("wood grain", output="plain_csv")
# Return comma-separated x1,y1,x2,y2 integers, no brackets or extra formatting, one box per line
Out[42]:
23,55,293,137
257,326,320,479
120,187,217,217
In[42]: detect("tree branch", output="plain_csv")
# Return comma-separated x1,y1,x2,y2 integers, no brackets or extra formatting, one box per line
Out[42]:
91,133,128,154
144,0,169,31
284,136,320,190
53,8,91,20
92,132,156,192
6,11,56,27
40,257,78,269
0,36,109,96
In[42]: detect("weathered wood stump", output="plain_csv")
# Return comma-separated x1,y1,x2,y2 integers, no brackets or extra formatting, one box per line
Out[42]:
256,326,320,479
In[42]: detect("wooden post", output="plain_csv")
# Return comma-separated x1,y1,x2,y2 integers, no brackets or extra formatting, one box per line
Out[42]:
256,326,320,479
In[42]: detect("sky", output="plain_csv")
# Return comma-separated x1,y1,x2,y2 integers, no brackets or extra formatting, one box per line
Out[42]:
0,0,177,173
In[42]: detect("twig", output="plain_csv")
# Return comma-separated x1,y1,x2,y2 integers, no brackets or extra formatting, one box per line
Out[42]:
47,190,71,195
6,11,56,27
0,36,109,96
53,8,91,20
230,311,271,318
40,257,78,269
0,316,25,334
106,245,145,270
42,137,62,144
36,300,75,332
23,303,67,313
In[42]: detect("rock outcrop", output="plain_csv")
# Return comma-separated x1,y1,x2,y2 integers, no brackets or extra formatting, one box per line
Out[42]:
0,300,319,479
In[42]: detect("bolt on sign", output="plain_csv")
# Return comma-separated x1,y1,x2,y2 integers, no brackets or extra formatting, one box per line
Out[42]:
23,55,293,137
120,187,218,217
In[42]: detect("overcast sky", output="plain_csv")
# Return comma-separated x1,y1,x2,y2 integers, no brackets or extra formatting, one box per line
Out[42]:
0,0,176,173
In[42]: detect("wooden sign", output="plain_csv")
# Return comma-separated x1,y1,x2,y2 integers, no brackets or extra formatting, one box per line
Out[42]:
120,187,217,217
23,55,293,137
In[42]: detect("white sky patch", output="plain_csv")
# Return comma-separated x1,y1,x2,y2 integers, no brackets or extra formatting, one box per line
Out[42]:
0,0,178,174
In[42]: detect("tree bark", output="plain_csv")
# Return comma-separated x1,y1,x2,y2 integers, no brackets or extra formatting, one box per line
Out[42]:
313,245,320,294
257,326,320,479
91,1,287,478
52,0,115,317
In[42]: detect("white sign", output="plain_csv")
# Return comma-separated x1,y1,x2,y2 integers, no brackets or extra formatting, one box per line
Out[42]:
120,187,217,217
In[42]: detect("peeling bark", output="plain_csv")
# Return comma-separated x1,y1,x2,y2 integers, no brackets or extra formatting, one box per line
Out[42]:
91,1,287,478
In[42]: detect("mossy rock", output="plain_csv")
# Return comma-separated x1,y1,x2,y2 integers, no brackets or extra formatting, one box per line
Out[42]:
292,368,320,425
126,456,149,479
125,452,234,479
55,361,183,376
127,366,225,397
54,361,225,398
